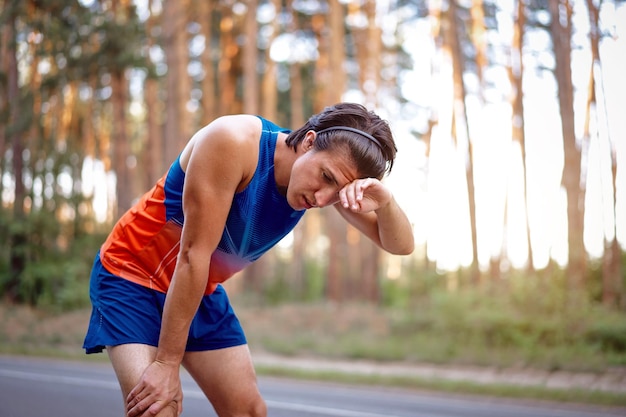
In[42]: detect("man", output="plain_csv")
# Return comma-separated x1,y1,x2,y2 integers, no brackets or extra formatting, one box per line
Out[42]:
84,103,414,417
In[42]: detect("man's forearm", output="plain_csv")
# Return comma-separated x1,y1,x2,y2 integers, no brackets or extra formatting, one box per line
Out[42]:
156,261,208,365
375,197,414,255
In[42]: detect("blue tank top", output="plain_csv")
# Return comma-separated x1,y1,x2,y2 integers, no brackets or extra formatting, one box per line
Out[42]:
100,116,305,294
212,116,305,262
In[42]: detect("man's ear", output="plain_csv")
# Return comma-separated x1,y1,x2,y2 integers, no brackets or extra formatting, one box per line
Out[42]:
302,130,316,151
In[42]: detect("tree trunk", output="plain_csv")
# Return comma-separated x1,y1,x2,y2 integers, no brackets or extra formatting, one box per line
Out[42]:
470,0,486,84
144,0,164,188
111,70,133,215
549,0,586,293
199,0,217,124
508,0,534,272
287,0,303,126
108,0,135,216
360,226,381,303
218,4,238,115
289,62,304,126
328,0,346,105
5,5,26,302
163,0,191,161
326,208,346,303
260,0,280,122
0,3,7,201
242,0,259,115
448,0,480,284
583,0,623,308
365,0,381,107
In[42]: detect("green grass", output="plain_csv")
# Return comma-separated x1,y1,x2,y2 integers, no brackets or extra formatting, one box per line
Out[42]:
254,365,626,408
235,289,626,373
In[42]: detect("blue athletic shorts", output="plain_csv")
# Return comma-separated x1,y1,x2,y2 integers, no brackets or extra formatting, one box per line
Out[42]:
83,253,247,354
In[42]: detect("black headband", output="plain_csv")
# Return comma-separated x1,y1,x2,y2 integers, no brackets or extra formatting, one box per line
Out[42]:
316,126,383,150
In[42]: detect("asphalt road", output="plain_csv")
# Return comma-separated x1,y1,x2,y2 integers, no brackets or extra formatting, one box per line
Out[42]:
0,355,623,417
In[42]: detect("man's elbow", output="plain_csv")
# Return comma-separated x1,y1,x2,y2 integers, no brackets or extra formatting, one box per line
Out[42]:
396,243,415,256
385,238,415,256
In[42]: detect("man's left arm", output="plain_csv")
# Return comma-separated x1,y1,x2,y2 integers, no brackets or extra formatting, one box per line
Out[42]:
335,178,414,255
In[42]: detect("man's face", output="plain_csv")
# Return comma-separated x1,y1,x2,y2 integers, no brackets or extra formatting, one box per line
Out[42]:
286,136,359,211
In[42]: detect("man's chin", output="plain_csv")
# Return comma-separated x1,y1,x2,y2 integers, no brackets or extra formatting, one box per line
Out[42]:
285,194,302,211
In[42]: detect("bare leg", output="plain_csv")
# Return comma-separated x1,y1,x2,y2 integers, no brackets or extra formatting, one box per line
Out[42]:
107,344,179,417
182,344,266,417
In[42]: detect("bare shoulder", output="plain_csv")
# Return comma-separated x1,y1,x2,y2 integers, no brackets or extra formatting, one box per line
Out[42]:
179,115,262,179
201,114,262,147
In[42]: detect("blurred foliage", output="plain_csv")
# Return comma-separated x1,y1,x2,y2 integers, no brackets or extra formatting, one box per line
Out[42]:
0,205,106,310
0,0,147,308
238,267,626,372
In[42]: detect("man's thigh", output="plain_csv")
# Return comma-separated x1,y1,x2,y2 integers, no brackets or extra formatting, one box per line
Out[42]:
107,344,179,417
107,343,157,397
182,344,266,417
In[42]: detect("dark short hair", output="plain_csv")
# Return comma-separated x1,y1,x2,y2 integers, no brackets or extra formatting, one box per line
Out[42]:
285,103,397,179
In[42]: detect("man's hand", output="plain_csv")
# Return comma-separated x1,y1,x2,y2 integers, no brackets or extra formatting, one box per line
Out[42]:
338,178,392,214
126,360,183,417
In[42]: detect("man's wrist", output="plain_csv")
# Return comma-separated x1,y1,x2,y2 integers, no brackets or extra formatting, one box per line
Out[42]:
155,349,184,368
374,195,394,215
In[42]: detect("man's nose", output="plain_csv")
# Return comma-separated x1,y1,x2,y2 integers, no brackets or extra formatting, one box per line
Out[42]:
315,188,340,208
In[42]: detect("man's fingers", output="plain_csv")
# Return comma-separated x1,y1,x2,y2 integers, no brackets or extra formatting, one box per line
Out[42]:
127,395,181,417
127,398,158,417
126,400,142,417
340,181,361,210
146,401,163,416
126,389,153,417
126,385,144,407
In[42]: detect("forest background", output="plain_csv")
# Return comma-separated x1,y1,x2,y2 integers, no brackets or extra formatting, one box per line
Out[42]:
1,0,626,387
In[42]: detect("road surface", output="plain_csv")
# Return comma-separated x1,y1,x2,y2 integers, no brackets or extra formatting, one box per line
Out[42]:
0,355,623,417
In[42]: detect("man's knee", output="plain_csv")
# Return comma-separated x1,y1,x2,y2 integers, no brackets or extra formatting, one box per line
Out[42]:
217,395,266,417
248,396,267,417
154,400,179,417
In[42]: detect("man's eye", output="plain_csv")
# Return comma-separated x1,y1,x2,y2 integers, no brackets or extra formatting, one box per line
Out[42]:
323,173,333,183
